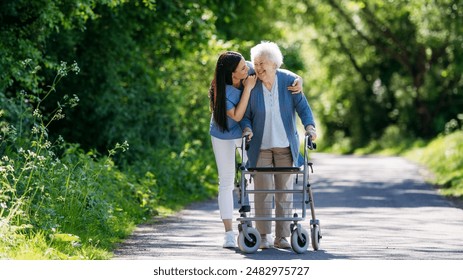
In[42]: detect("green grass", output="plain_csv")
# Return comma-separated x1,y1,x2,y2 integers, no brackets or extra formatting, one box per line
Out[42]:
0,135,216,260
0,230,112,260
0,131,216,260
404,131,463,198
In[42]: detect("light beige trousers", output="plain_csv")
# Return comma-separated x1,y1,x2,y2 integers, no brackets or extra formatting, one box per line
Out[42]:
254,147,293,238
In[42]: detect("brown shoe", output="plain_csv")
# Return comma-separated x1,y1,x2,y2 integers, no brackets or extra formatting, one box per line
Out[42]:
274,237,291,249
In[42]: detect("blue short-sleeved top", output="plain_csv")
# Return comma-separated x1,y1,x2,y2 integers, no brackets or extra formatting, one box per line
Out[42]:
209,85,242,139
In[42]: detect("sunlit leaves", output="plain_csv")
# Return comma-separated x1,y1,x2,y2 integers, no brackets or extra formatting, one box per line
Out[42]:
295,0,463,150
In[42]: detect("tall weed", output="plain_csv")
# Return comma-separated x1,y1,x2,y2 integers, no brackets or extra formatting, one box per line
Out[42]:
0,60,151,259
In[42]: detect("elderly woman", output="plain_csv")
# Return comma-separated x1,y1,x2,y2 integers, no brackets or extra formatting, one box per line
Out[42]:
241,41,317,249
209,51,302,248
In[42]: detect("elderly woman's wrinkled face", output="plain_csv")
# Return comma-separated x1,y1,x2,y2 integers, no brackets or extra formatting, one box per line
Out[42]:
253,55,277,83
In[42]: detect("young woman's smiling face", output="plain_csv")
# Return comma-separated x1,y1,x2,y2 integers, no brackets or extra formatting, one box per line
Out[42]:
253,55,277,83
232,58,249,81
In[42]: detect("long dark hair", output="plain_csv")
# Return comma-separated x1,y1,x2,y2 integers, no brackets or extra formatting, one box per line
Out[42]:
209,51,243,132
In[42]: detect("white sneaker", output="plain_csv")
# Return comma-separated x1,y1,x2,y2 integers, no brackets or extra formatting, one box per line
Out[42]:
259,235,271,249
223,231,236,248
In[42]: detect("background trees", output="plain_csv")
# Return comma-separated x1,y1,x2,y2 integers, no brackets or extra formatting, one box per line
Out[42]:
4,0,460,156
296,0,463,151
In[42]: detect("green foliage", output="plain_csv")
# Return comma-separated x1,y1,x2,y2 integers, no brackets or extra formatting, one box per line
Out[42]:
213,0,286,44
353,125,426,156
0,62,153,259
0,0,104,91
41,0,215,155
294,0,463,151
0,55,218,259
1,0,217,156
405,130,463,198
1,0,222,259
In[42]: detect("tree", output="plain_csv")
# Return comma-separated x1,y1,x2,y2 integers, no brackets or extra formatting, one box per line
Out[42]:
298,0,463,150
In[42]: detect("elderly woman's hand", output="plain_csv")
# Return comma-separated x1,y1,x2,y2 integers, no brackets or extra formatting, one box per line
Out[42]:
305,125,317,140
287,77,303,94
242,127,253,141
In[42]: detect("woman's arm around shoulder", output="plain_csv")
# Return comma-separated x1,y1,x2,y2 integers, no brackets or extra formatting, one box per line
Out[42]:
278,68,303,94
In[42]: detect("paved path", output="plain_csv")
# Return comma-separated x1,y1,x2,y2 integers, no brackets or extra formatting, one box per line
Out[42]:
113,153,463,260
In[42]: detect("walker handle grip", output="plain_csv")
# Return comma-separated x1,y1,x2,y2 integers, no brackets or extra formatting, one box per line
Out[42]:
307,136,317,150
242,135,250,151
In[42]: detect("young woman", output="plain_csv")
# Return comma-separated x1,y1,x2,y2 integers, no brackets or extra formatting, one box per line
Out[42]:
209,51,257,248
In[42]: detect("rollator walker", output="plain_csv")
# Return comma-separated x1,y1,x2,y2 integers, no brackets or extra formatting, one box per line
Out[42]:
236,135,321,253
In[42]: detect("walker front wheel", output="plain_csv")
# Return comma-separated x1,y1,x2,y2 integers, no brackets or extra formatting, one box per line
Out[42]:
238,227,261,254
291,228,309,254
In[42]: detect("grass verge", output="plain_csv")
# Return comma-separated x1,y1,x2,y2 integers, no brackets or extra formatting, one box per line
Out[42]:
403,131,463,199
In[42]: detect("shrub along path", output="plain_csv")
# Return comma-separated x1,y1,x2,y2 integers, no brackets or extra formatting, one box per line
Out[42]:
113,153,463,260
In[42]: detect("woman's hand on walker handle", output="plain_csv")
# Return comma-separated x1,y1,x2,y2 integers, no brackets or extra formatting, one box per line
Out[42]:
242,127,253,141
305,125,317,141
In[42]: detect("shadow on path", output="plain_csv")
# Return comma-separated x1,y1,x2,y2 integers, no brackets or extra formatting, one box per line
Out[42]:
113,154,463,260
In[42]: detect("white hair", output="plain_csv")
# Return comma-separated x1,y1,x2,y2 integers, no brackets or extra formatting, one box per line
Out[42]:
250,41,283,68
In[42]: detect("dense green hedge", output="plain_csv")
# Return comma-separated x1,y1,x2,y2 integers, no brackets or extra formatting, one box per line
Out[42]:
0,0,221,259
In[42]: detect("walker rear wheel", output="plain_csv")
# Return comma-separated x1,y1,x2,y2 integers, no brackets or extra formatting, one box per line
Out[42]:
238,227,261,253
311,225,321,250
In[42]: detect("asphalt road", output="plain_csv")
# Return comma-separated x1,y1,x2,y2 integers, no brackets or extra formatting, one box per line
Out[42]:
113,153,463,260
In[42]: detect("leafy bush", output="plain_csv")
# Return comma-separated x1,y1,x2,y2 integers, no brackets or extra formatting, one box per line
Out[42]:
1,1,222,259
0,61,154,259
0,54,219,259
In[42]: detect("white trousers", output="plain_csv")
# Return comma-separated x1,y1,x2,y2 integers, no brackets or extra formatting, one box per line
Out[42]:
211,136,247,220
